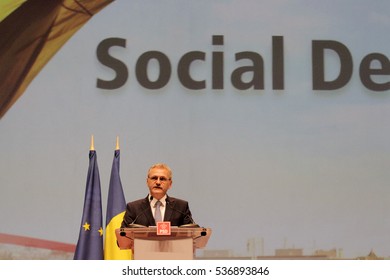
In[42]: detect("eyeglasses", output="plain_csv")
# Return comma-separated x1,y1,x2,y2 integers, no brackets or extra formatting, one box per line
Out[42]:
148,176,171,182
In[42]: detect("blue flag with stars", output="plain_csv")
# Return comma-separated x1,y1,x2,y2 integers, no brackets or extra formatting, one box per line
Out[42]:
74,150,104,260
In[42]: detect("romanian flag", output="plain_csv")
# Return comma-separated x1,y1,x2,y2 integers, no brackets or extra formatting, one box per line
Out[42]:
104,149,132,260
74,149,104,260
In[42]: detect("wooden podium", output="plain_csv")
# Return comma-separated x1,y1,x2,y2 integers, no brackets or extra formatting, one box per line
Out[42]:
116,226,212,260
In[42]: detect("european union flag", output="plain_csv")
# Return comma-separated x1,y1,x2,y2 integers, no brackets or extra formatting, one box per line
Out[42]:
74,150,104,260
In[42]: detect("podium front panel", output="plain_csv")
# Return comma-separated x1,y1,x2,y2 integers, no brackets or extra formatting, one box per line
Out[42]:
134,238,193,260
116,227,212,260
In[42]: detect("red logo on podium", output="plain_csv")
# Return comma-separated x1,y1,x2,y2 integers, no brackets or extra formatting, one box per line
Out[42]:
156,221,171,235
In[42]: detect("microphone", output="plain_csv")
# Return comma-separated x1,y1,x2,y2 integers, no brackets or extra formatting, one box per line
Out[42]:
125,196,154,228
127,206,150,228
118,228,134,249
166,198,199,228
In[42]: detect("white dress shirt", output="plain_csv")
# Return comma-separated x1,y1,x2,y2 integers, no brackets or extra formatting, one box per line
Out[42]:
149,194,167,221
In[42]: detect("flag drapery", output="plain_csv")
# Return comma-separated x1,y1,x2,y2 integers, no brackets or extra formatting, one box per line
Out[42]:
0,0,114,118
104,149,132,259
74,149,104,260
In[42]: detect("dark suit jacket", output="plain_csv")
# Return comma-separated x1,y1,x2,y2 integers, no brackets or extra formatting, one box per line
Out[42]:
121,195,195,227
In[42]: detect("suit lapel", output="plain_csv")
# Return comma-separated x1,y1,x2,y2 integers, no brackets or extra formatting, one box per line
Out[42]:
164,196,174,221
142,196,155,226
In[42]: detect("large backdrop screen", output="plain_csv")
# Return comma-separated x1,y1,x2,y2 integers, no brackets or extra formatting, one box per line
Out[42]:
1,0,389,258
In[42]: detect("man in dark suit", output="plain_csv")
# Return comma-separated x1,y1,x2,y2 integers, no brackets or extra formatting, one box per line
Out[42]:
121,163,196,228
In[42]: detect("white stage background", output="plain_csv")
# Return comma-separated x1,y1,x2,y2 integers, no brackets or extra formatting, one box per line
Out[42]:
1,0,390,259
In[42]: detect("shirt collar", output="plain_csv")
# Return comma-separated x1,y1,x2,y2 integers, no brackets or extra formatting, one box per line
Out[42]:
149,194,167,207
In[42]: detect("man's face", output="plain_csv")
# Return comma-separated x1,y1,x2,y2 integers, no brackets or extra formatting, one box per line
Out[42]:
147,167,172,200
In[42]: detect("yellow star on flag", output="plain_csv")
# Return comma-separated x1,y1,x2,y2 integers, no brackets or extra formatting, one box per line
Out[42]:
98,227,103,236
82,222,90,231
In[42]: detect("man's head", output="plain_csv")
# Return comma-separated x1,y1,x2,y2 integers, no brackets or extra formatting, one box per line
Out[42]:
146,163,172,200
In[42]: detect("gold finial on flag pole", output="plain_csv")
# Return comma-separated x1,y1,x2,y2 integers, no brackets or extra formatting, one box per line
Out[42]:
115,136,120,150
90,135,95,151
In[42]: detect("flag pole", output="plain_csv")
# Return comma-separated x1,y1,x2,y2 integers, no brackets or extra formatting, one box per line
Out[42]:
74,134,103,260
90,135,95,151
105,135,131,260
115,136,120,150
